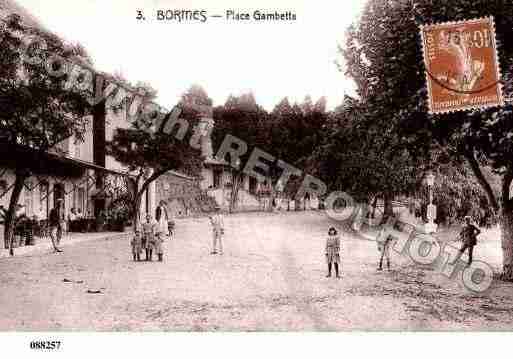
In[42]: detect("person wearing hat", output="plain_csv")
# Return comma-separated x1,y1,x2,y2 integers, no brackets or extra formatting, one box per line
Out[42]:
209,205,224,255
452,215,481,266
48,199,63,252
325,227,341,278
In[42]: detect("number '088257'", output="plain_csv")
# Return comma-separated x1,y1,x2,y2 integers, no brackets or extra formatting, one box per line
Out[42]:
30,341,61,350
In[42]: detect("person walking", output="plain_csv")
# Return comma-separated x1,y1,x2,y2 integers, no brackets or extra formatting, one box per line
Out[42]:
325,227,341,278
376,225,393,271
452,215,481,266
48,199,63,253
209,205,224,255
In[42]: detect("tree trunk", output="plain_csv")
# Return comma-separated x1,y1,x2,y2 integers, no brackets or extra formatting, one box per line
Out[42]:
229,173,242,213
269,188,275,212
132,195,142,231
500,203,513,280
371,196,378,219
4,171,28,256
384,193,394,218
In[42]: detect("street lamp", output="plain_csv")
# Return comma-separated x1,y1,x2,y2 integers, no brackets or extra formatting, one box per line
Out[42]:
425,171,437,233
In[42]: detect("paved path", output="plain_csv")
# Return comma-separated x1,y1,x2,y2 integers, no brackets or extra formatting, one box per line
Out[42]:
1,212,513,331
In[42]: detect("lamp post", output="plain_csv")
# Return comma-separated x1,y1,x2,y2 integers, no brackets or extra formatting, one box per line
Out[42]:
425,171,438,233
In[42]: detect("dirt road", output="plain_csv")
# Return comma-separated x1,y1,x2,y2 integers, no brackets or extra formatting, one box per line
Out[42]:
1,212,512,331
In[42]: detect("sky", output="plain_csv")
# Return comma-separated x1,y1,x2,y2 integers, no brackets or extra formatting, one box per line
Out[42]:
14,0,366,111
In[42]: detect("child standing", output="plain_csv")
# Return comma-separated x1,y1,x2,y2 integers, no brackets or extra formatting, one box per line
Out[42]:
131,230,142,261
209,205,224,255
142,214,156,261
154,231,164,262
376,226,392,271
325,227,341,278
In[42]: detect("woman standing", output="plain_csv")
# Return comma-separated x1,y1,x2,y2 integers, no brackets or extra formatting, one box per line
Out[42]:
325,227,341,278
155,201,170,237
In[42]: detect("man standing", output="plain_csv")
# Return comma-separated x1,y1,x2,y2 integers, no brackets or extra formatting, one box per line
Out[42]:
209,205,225,255
452,215,481,266
49,199,63,253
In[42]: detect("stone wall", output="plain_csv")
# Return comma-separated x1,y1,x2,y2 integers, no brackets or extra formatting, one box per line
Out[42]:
155,172,217,217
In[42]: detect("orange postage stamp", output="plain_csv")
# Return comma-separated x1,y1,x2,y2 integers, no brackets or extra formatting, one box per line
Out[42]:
420,16,504,114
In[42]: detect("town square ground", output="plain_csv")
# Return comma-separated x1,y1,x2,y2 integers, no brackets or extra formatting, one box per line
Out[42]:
1,211,513,331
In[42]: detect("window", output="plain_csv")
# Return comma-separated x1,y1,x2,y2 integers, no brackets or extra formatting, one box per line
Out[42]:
77,187,85,215
75,142,81,158
39,181,49,219
54,183,65,218
249,177,257,195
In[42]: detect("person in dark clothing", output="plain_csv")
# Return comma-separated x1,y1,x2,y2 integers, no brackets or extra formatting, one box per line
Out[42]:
49,200,63,252
451,216,481,266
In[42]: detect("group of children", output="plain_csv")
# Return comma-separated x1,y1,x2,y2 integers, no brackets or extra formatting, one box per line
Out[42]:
324,215,483,278
130,205,481,276
130,214,166,262
130,205,226,262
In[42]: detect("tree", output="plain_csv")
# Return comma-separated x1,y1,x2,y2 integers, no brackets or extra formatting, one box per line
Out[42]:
313,96,423,216
343,0,513,278
0,15,91,255
270,96,330,210
107,85,204,229
212,93,269,212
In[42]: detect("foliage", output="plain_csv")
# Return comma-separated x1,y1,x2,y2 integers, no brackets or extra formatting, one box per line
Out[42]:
107,84,204,225
211,93,329,210
0,14,92,254
107,193,134,225
312,94,424,209
341,0,513,208
0,14,92,150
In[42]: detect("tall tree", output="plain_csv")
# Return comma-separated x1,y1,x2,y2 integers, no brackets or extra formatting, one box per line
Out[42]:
270,96,330,209
313,96,422,215
212,93,269,212
0,15,91,255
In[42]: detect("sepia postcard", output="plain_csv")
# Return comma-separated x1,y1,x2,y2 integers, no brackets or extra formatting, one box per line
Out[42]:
1,0,513,357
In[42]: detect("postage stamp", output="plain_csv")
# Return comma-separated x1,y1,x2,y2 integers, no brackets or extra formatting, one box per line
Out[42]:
420,16,504,114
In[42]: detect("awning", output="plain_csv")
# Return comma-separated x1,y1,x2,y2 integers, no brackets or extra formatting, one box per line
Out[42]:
0,142,135,179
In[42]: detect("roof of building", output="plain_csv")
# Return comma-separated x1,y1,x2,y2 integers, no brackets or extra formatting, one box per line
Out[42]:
204,157,230,167
166,170,196,181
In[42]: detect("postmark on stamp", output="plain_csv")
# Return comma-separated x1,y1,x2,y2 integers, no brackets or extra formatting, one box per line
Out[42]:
420,16,504,114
